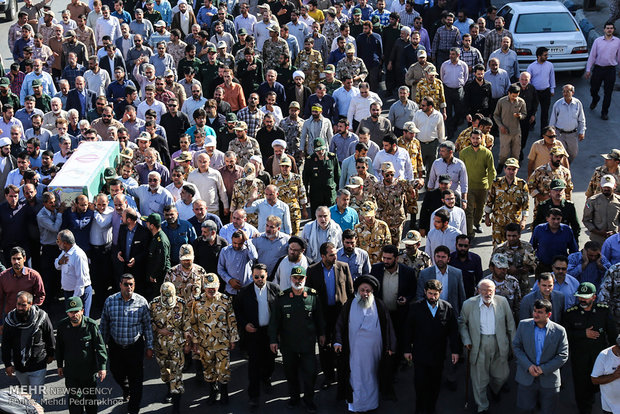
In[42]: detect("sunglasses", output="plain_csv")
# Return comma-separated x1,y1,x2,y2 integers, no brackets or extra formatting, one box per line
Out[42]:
123,282,134,287
253,275,266,279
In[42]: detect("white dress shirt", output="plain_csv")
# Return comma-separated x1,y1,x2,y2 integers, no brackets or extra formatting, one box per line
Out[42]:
479,298,496,335
413,109,445,143
90,207,113,246
55,245,92,296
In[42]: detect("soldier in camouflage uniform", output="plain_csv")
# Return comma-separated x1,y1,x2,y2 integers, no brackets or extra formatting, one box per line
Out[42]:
528,146,573,215
372,162,416,245
335,43,368,86
483,253,522,318
271,155,308,235
322,11,341,51
230,163,265,227
484,158,530,245
397,122,426,184
346,176,376,215
229,121,262,166
321,64,342,96
599,264,620,332
280,101,305,167
189,273,239,405
295,37,324,91
149,282,191,413
398,230,432,277
455,125,495,152
262,25,290,73
354,201,391,264
164,244,207,303
585,149,620,197
492,222,537,295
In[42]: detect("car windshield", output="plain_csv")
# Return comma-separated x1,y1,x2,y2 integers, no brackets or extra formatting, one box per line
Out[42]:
514,12,579,33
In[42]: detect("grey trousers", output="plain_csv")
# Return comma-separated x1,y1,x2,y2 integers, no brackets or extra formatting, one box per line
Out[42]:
470,334,510,412
557,130,579,162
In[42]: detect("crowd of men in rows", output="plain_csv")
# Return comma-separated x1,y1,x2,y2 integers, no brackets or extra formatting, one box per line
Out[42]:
1,0,620,412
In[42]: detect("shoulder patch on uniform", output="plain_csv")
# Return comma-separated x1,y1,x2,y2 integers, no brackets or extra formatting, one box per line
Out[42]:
596,303,609,308
279,291,285,296
566,305,579,312
309,288,316,294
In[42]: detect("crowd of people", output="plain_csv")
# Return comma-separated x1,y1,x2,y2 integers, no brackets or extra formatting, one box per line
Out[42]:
0,0,619,413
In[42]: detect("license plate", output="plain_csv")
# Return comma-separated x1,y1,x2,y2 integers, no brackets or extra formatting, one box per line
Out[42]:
549,47,565,54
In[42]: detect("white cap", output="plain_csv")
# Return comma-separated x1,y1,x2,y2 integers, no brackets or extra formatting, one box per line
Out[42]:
0,137,10,147
292,70,305,79
271,139,287,149
602,174,616,188
204,135,216,147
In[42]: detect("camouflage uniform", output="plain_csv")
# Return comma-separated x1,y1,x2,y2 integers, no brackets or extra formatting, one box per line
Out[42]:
398,248,432,276
483,274,522,315
164,264,207,304
414,78,446,108
455,126,495,152
322,20,341,52
335,57,368,86
598,264,620,331
262,38,290,72
149,296,190,394
349,192,376,215
354,218,391,264
280,116,305,166
585,165,620,198
271,173,307,235
189,291,239,383
167,41,188,66
493,241,538,294
484,176,529,245
397,136,425,178
230,178,265,227
528,163,573,214
228,137,261,166
295,49,324,91
371,179,416,245
321,79,343,96
360,174,378,190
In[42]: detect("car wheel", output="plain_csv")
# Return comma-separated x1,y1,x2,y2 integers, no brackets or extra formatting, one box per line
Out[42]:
5,0,16,22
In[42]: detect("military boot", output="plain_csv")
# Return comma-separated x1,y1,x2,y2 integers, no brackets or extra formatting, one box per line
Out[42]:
207,382,218,405
163,384,172,403
171,393,181,414
219,383,229,405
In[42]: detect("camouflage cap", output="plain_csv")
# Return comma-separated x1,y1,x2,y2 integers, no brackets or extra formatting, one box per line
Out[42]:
574,282,596,299
0,77,9,87
491,253,509,269
324,64,335,73
504,158,520,168
268,24,280,32
550,178,566,190
204,273,220,289
346,176,363,188
174,151,193,163
345,42,356,53
403,230,421,245
289,101,301,109
137,131,151,141
244,162,256,178
403,121,419,133
359,201,376,217
290,266,306,277
233,121,248,131
550,146,567,157
279,155,292,166
179,244,194,260
120,148,134,159
602,174,616,188
381,162,396,173
66,296,83,312
601,149,620,161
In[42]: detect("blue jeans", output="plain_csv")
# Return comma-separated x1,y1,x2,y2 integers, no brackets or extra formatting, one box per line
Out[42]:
15,368,47,403
63,285,93,317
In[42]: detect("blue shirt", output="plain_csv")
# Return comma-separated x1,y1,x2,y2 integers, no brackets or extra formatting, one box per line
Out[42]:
427,300,438,317
337,247,370,280
532,273,580,309
530,223,578,266
197,5,218,27
100,292,154,348
15,108,44,131
323,264,336,306
327,48,346,66
329,205,359,231
329,132,359,163
602,233,620,265
534,325,546,365
217,241,258,295
567,251,611,289
252,232,290,275
162,219,197,263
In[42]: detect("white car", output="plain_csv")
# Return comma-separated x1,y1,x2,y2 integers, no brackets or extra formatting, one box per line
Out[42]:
497,1,588,74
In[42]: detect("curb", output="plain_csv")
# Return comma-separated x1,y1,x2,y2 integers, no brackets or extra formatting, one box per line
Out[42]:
575,8,602,48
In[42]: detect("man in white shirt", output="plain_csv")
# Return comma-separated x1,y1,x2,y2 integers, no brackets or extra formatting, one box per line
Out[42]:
54,229,93,316
95,5,121,46
372,133,414,180
187,152,228,215
219,209,259,243
413,96,445,175
425,209,461,259
591,334,620,413
83,55,111,96
89,193,114,309
346,82,382,129
430,189,466,234
244,184,291,234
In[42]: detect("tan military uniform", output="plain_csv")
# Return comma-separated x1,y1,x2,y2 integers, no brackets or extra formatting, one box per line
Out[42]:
398,248,432,276
455,126,494,152
262,38,290,72
295,49,324,91
349,192,376,216
280,116,305,165
528,163,573,213
414,77,446,108
230,178,265,227
188,292,239,383
493,240,538,294
271,173,307,235
354,218,391,264
397,136,425,179
360,174,378,189
167,40,188,67
150,297,190,394
483,274,522,315
371,179,416,245
164,264,207,304
228,137,261,166
405,62,436,98
335,57,368,86
484,176,529,245
582,192,620,244
586,165,620,197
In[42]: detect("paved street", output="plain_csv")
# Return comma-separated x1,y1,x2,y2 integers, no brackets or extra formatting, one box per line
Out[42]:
0,0,618,413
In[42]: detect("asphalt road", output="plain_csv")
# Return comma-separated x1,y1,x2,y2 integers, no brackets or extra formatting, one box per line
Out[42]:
0,0,618,413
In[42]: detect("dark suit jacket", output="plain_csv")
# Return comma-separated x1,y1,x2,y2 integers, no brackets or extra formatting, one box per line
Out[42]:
265,154,299,176
306,261,354,312
403,298,461,366
371,262,417,307
417,265,466,316
114,223,151,278
100,55,127,79
115,36,135,59
235,281,281,331
285,85,312,110
65,89,98,117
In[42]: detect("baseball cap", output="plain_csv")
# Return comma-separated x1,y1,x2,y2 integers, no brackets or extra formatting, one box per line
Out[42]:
602,149,620,161
141,213,162,226
491,253,509,269
403,230,421,245
66,296,83,312
505,158,520,168
204,273,220,289
313,138,326,151
324,64,335,74
602,174,616,188
574,282,596,299
179,244,194,260
550,178,566,190
346,176,363,188
291,266,306,277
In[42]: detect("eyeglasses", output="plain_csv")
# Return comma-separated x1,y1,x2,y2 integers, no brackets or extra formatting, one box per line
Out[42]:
148,178,158,182
168,103,177,107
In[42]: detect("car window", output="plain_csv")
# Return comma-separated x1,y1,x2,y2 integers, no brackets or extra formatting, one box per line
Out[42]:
514,12,579,34
497,6,514,27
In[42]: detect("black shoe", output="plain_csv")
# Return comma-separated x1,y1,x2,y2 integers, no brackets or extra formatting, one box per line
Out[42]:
249,398,259,410
602,113,609,120
590,97,599,109
287,398,300,409
207,383,218,405
262,379,273,394
383,389,398,401
490,388,501,402
122,389,130,403
219,383,229,405
171,393,181,414
303,399,317,413
321,377,332,390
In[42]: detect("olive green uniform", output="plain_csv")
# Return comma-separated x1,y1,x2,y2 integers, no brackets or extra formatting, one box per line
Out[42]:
303,152,340,216
269,287,325,405
146,229,171,294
